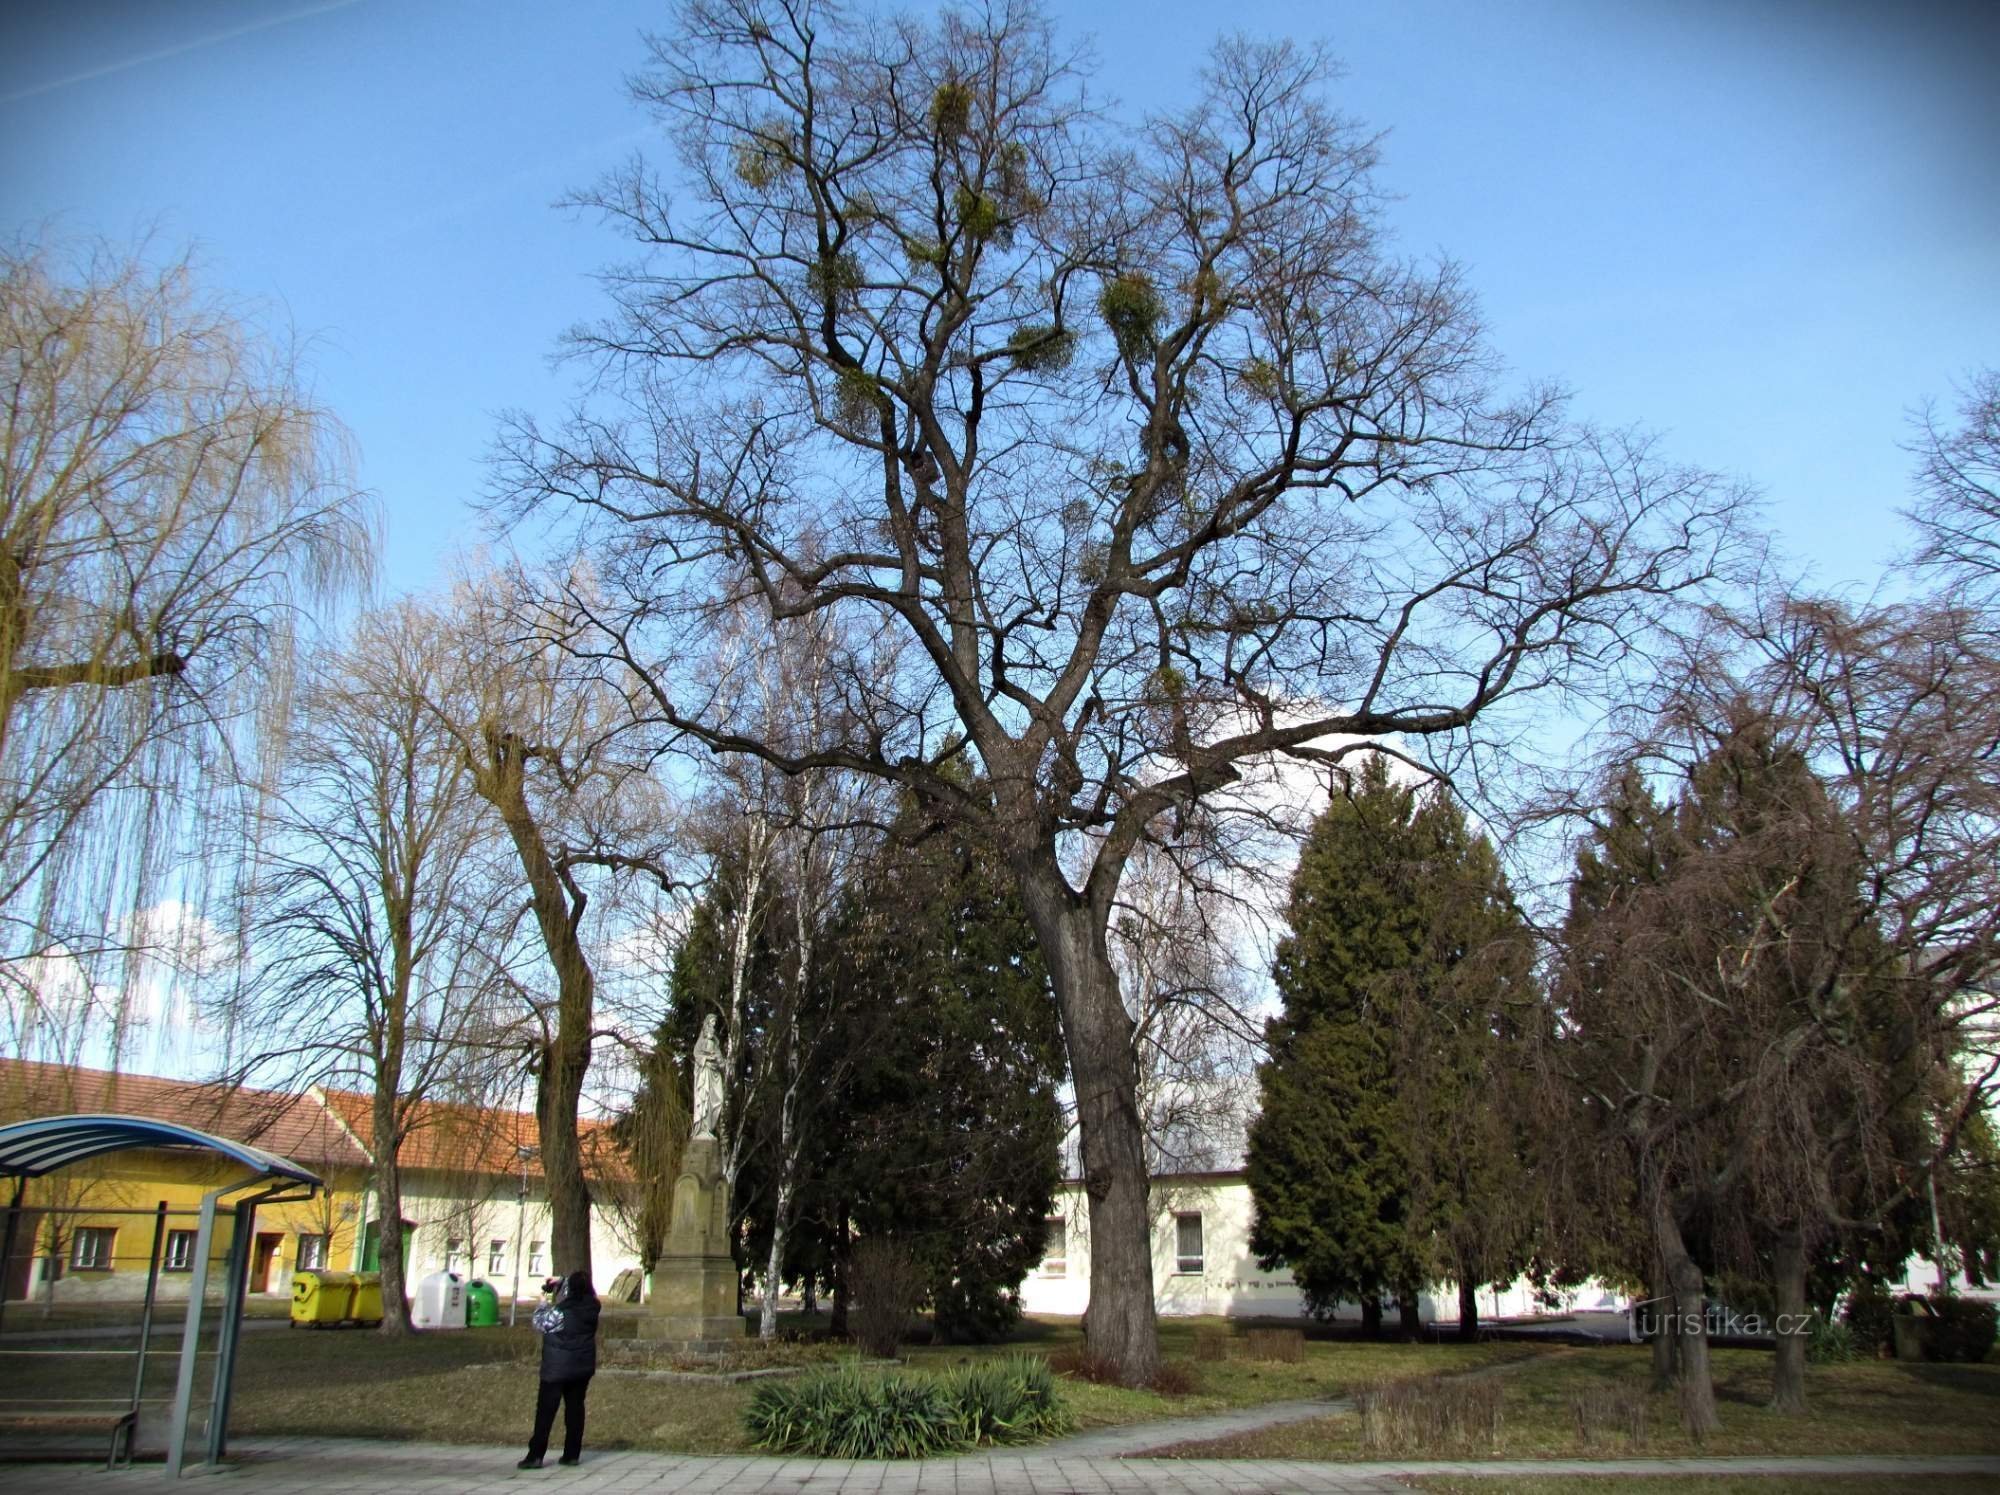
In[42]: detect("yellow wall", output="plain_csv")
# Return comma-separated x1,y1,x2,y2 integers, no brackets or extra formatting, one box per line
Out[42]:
9,1149,366,1303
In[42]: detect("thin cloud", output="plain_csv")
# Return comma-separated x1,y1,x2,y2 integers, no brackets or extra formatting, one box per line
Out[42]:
1,0,365,107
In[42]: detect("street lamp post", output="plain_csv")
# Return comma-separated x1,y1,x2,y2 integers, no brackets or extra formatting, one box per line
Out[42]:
510,1145,538,1327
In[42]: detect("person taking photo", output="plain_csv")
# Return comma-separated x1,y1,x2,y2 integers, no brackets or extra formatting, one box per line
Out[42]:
518,1270,600,1468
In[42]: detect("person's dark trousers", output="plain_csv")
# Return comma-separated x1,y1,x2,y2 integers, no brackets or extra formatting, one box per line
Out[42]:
527,1375,590,1463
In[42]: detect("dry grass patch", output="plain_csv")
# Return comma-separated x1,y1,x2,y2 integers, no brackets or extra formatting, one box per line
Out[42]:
1159,1346,2000,1462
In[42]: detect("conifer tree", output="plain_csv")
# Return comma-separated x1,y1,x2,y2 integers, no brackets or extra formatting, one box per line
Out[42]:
1247,757,1537,1337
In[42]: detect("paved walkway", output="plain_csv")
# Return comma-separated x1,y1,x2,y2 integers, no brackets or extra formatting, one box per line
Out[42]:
2,1440,1998,1492
1033,1399,1342,1458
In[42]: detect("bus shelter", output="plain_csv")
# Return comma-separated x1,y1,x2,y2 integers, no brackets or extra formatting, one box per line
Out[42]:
0,1113,321,1477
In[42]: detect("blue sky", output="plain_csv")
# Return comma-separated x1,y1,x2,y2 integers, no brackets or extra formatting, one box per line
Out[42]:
4,0,1997,601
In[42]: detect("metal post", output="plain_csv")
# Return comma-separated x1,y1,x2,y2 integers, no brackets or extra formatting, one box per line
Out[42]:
129,1201,168,1444
206,1198,256,1463
166,1184,226,1478
511,1176,526,1327
510,1145,537,1327
0,1176,23,1338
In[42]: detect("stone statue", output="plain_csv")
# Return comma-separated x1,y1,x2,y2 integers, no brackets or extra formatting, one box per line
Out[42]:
642,1010,743,1350
692,1014,724,1139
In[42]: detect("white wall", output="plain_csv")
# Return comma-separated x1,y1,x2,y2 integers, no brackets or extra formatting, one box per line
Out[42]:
1018,1174,1631,1323
358,1174,645,1299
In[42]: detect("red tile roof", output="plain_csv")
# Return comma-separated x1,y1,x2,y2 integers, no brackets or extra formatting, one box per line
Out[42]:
0,1058,370,1171
316,1089,630,1182
0,1059,630,1183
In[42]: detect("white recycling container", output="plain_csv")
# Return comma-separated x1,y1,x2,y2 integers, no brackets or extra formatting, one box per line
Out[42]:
412,1270,467,1329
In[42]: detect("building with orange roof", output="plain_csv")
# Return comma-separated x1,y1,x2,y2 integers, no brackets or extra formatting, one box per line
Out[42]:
0,1059,647,1308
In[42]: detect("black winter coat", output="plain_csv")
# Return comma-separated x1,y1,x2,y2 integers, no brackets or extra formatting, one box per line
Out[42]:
537,1292,600,1382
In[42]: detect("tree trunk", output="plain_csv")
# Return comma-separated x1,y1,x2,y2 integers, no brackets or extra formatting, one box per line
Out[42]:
1656,1200,1721,1436
372,1094,412,1334
536,1037,594,1279
760,1178,793,1341
1397,1287,1422,1340
829,1210,850,1337
1361,1298,1383,1338
473,728,596,1282
1769,1223,1808,1414
1457,1277,1480,1342
1648,1251,1679,1390
1016,864,1160,1387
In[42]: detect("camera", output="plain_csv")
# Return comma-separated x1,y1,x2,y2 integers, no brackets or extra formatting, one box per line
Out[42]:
542,1276,562,1295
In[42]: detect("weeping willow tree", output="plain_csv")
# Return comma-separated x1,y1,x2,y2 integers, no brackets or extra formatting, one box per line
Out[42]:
0,239,375,1066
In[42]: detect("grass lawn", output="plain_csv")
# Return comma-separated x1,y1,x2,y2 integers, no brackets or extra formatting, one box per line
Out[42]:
1159,1346,2000,1462
0,1311,1555,1456
904,1316,1547,1435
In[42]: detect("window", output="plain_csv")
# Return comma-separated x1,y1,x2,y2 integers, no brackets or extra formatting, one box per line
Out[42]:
445,1236,464,1274
528,1241,545,1275
297,1234,328,1271
1042,1217,1068,1276
72,1227,116,1271
163,1230,197,1272
1041,1218,1067,1277
488,1239,507,1275
1174,1213,1204,1275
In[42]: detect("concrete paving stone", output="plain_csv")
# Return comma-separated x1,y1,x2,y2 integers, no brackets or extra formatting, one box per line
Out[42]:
6,1442,2000,1492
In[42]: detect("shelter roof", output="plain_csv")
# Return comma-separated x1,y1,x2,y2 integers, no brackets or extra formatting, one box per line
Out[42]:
0,1113,321,1187
0,1059,370,1170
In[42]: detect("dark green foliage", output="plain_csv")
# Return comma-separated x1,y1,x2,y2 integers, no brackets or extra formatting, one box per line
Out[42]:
1805,1313,1860,1364
806,252,865,307
745,1357,1071,1457
952,185,1006,243
928,80,974,138
834,366,887,431
819,804,1065,1342
1097,272,1163,358
1006,322,1074,373
1840,1277,1896,1356
1935,1109,2000,1285
1928,1296,1998,1363
942,1355,1072,1443
716,786,1064,1343
1247,756,1538,1322
746,1368,957,1458
849,1236,925,1359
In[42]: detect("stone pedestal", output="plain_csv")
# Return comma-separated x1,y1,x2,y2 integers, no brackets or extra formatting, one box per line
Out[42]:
634,1135,745,1351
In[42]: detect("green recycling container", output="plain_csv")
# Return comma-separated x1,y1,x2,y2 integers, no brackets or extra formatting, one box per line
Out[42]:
464,1278,501,1328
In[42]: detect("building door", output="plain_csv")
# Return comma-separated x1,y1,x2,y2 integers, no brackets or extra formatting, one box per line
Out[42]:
252,1233,283,1293
359,1219,415,1272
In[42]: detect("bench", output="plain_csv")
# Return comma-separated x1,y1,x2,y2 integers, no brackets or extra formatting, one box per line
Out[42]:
0,1406,138,1469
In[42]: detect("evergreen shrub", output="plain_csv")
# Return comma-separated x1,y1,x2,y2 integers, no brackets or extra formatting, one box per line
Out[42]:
1839,1278,1895,1356
1929,1296,1998,1363
745,1356,1073,1458
1805,1313,1860,1364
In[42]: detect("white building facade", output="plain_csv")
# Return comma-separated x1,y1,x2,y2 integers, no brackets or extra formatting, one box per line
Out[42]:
1017,1169,1630,1324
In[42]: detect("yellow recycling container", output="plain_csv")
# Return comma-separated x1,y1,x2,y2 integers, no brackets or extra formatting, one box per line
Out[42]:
291,1270,356,1327
349,1270,385,1327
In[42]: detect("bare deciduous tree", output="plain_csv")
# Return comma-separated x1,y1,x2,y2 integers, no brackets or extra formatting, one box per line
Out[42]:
223,604,509,1333
427,575,686,1284
1906,369,2000,606
0,240,373,1063
499,1,1746,1378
